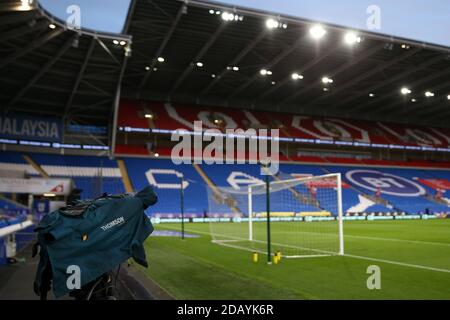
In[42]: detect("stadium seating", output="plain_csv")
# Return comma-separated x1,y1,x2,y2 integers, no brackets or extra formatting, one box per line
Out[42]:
0,152,124,199
1,151,449,217
118,99,450,149
0,199,28,226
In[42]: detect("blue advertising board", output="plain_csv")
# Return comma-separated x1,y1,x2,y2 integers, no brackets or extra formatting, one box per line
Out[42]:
0,114,63,142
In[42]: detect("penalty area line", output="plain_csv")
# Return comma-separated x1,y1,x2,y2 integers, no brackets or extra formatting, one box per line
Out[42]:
344,254,450,274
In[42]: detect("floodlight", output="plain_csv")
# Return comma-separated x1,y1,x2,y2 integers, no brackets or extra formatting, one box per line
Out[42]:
344,31,361,45
310,25,326,39
401,87,411,95
266,18,279,29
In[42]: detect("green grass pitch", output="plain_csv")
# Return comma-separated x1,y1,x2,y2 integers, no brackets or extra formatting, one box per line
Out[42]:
140,219,450,299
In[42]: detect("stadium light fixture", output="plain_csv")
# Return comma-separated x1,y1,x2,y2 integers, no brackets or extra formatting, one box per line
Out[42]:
211,74,216,78
49,23,56,29
113,40,119,45
221,12,242,22
43,193,56,197
291,73,304,80
221,12,232,21
425,91,435,98
145,114,153,119
232,66,239,71
196,62,204,67
154,153,159,158
145,66,150,71
209,9,215,14
271,81,276,85
401,87,412,95
322,76,333,84
369,93,375,97
119,41,127,46
19,0,34,11
260,69,272,76
157,57,165,63
344,31,361,45
266,18,279,29
447,95,450,100
411,98,417,102
309,25,326,40
323,88,330,92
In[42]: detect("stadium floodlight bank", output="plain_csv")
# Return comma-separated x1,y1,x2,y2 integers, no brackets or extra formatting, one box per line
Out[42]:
208,173,344,259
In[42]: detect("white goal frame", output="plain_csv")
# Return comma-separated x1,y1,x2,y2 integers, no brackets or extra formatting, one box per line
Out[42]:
247,173,344,257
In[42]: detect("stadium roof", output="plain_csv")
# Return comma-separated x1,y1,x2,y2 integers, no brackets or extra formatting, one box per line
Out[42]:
122,0,450,128
1,0,450,128
0,0,130,126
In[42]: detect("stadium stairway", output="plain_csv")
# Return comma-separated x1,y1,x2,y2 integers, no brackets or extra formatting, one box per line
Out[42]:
22,154,49,178
117,159,134,193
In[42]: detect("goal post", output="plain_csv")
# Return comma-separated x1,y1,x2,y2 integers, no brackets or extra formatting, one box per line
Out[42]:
208,173,344,259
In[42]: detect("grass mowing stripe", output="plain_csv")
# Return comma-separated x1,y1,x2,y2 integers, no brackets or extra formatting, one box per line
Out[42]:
162,225,450,274
144,235,308,299
148,220,450,299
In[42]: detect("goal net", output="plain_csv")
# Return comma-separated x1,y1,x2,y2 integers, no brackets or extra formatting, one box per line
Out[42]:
208,173,344,259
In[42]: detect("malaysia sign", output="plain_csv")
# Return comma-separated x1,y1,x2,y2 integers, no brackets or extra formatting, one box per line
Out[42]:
0,114,62,142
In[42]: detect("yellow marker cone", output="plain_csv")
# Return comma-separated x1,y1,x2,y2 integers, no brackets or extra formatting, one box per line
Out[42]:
276,251,282,263
273,253,279,264
252,252,258,263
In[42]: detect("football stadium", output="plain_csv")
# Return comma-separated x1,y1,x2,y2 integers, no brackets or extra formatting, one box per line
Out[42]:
0,0,450,302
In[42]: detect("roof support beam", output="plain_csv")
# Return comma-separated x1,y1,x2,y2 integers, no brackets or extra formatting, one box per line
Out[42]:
80,79,113,97
347,53,448,114
96,38,121,65
278,43,385,107
169,22,227,97
227,35,305,100
137,3,185,98
0,28,64,69
64,37,96,119
198,30,267,99
372,68,450,117
147,0,173,19
0,20,46,43
122,0,137,33
0,10,41,26
6,34,76,110
260,41,344,105
111,54,129,157
290,48,420,112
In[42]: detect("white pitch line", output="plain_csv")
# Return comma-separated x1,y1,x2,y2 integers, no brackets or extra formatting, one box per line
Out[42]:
344,254,450,274
344,235,450,247
271,230,450,247
160,225,450,274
